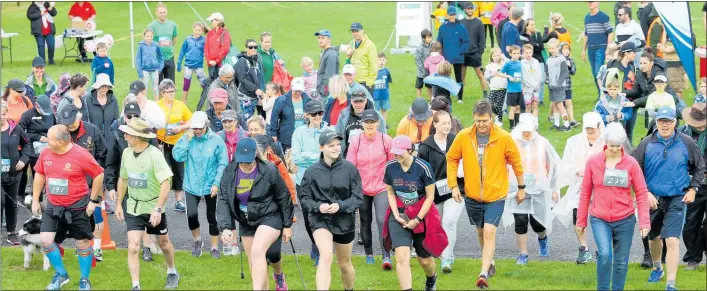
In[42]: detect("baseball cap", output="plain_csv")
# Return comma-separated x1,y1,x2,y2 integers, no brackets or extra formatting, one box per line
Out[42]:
464,2,476,10
654,74,667,83
206,12,224,22
360,109,379,122
319,129,343,146
235,138,258,163
34,95,53,116
291,77,305,91
304,100,324,114
350,22,363,31
314,29,331,38
656,106,676,120
189,111,209,129
582,112,603,129
342,64,356,75
447,6,458,15
221,109,238,121
124,101,141,116
6,78,25,93
515,113,537,132
57,104,79,125
411,98,432,121
32,56,46,67
391,135,413,155
350,90,367,102
619,41,639,53
253,134,272,151
209,88,229,103
129,80,146,95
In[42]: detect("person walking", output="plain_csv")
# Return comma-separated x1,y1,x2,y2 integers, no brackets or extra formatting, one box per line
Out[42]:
315,29,340,97
583,1,615,95
24,57,58,99
204,12,232,80
267,78,311,151
1,101,31,245
3,79,34,123
27,2,57,65
437,7,470,104
235,39,265,121
17,95,55,206
461,3,490,99
147,3,178,83
87,74,119,139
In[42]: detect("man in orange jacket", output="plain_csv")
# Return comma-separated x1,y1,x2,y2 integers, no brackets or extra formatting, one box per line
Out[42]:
446,99,524,290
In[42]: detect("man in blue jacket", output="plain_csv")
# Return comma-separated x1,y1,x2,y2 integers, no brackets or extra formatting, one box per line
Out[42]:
633,107,706,291
437,6,469,104
268,77,311,151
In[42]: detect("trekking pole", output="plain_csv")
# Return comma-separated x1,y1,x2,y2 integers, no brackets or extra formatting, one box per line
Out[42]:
239,233,245,279
289,240,307,290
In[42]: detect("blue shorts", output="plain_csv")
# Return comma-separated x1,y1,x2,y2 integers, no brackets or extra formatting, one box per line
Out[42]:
93,206,103,224
465,197,505,228
565,90,573,100
374,99,390,111
648,195,687,240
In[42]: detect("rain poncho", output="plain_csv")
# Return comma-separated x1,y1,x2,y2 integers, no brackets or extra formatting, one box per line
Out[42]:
502,129,562,235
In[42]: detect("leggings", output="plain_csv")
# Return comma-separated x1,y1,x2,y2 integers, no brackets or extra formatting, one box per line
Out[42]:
185,192,219,236
489,89,507,120
513,213,546,235
296,184,318,252
436,198,465,260
17,158,38,200
1,178,21,233
183,67,207,92
452,63,464,101
161,143,184,191
141,70,160,99
359,192,389,256
484,24,495,48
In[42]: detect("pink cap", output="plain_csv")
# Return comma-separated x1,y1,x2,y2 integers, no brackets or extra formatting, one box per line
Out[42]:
391,135,413,155
209,88,228,104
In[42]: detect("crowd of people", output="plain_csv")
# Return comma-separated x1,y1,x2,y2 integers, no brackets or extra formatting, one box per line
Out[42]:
2,1,707,291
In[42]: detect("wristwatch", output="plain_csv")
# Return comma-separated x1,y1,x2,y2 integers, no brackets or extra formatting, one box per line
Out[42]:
89,198,101,204
154,207,162,212
518,185,526,190
415,216,423,222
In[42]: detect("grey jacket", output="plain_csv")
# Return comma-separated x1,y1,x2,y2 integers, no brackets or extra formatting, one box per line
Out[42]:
546,55,569,90
206,78,240,113
414,41,432,78
56,92,91,123
317,46,340,97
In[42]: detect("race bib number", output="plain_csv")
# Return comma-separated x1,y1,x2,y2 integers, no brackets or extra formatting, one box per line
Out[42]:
396,190,419,205
374,78,386,90
166,122,181,136
435,179,452,196
158,36,171,47
603,168,629,188
524,173,536,188
513,72,521,81
33,141,48,155
47,178,69,195
1,159,10,173
128,173,148,189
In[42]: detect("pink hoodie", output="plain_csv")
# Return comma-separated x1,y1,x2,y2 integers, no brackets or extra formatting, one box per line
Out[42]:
424,54,446,75
346,132,394,196
576,149,651,229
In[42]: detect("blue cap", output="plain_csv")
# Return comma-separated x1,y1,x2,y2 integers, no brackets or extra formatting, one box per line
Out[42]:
656,107,676,120
314,29,331,38
235,138,258,163
350,22,363,31
447,6,458,15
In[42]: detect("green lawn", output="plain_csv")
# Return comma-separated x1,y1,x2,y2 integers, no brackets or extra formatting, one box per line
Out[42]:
2,247,705,290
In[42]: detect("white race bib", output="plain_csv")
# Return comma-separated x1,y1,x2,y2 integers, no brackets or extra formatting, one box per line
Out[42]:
435,179,452,196
603,168,629,188
1,159,10,173
128,173,148,189
47,178,69,195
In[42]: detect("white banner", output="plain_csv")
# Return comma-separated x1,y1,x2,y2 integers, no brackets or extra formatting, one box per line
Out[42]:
395,2,431,49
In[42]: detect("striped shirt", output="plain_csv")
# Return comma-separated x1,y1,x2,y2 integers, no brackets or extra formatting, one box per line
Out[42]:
584,11,613,49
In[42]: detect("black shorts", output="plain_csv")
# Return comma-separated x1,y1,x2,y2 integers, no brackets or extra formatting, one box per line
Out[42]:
387,214,432,258
312,227,356,244
239,214,283,237
41,208,94,241
415,77,432,89
464,53,483,68
506,92,523,107
126,212,169,235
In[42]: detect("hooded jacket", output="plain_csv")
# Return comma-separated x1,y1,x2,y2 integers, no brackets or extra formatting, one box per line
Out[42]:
267,91,312,148
18,107,55,159
594,93,633,125
70,121,107,168
217,158,293,231
418,133,466,204
264,150,297,204
625,57,672,102
299,156,363,235
56,92,90,123
24,73,57,99
257,47,283,86
235,55,263,98
334,101,387,156
177,35,205,70
87,89,120,139
216,128,249,163
397,115,434,145
345,132,394,196
317,46,340,97
1,121,31,183
414,41,432,78
26,2,57,36
290,122,330,185
437,21,470,64
136,41,164,76
204,27,232,66
173,128,229,196
348,35,379,86
424,54,446,75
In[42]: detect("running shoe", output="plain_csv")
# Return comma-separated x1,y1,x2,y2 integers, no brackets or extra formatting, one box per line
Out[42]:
24,195,32,207
685,261,699,271
273,272,288,291
174,201,186,212
6,232,20,245
192,240,203,257
357,232,363,245
516,254,529,265
576,246,592,264
132,285,141,291
78,278,91,291
476,275,489,289
310,245,319,260
382,256,393,270
94,249,103,262
488,263,496,278
641,252,653,269
425,275,437,291
538,236,549,257
211,248,220,259
165,273,180,289
559,125,571,132
365,255,375,265
411,249,417,258
142,247,153,262
457,100,464,104
648,269,664,283
441,258,453,273
569,121,580,128
231,244,240,256
46,273,70,291
665,284,678,290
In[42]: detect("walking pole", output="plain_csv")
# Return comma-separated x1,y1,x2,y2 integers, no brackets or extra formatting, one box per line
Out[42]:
239,233,245,279
289,240,307,290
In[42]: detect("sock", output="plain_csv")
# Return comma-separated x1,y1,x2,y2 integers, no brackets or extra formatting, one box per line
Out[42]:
514,113,520,125
43,243,68,275
580,246,588,252
76,246,94,279
553,114,560,127
93,239,101,251
654,261,662,270
666,280,675,286
167,267,177,275
479,271,488,278
427,274,437,283
539,235,547,241
183,78,192,92
491,260,495,266
132,281,140,288
509,118,516,129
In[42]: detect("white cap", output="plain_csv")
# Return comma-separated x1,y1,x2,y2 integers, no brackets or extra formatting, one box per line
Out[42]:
342,64,356,75
190,111,209,129
206,12,225,22
583,112,603,129
515,113,537,132
291,77,305,91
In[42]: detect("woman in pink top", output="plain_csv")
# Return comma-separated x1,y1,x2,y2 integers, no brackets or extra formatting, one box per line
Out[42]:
576,123,651,291
345,108,394,269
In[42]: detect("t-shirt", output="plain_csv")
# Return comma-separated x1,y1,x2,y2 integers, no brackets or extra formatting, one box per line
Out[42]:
645,91,676,121
476,132,490,167
156,99,192,145
147,20,178,60
1,130,11,176
434,138,446,152
329,99,348,126
35,145,104,207
119,145,173,215
344,115,364,149
236,165,258,213
584,11,614,49
501,60,523,93
373,68,393,101
68,2,96,20
6,97,33,123
293,100,305,129
501,21,522,59
384,157,435,205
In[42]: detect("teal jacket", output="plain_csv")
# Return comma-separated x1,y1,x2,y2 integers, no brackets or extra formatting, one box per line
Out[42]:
290,122,331,185
173,129,229,196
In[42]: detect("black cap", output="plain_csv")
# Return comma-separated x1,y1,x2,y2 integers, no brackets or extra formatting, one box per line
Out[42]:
619,41,639,53
32,57,46,67
304,100,324,114
6,78,26,93
464,2,476,10
319,129,343,146
57,104,79,125
350,22,363,31
34,95,53,116
360,109,379,122
129,80,146,95
253,134,272,150
124,102,141,116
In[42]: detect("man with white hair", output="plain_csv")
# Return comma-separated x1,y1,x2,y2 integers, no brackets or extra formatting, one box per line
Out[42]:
200,64,239,113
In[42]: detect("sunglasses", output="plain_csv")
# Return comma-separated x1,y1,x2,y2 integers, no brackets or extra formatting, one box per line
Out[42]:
247,46,258,50
126,114,140,119
309,111,324,116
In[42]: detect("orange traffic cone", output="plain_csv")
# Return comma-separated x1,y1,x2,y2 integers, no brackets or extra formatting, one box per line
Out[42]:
100,207,116,250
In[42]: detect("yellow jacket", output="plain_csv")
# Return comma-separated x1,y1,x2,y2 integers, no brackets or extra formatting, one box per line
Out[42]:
446,123,524,203
396,115,433,145
479,2,495,25
349,34,379,86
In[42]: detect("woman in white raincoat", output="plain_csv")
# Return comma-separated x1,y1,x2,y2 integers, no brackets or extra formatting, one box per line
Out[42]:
501,113,562,265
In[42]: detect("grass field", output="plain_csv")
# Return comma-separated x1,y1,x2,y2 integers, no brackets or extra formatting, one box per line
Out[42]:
2,247,705,290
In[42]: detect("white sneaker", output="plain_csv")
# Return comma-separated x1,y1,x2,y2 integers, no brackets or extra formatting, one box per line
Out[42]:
457,100,464,104
24,195,32,207
231,244,241,256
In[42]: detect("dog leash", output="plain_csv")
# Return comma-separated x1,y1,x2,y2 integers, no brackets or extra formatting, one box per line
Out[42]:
4,194,35,217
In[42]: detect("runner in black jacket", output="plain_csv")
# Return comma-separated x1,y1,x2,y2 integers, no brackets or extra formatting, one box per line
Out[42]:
17,95,55,204
1,101,31,245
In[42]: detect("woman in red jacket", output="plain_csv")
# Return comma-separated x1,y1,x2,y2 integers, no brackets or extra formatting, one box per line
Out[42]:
204,12,232,79
576,123,651,291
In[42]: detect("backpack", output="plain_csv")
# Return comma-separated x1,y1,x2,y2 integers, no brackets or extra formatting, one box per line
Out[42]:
272,61,293,92
556,29,572,47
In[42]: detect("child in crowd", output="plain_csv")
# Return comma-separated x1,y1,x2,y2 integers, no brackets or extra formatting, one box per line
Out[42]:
694,77,706,104
644,74,676,125
485,47,507,125
373,52,393,122
431,1,449,31
91,42,114,84
177,22,207,103
497,45,523,129
596,43,620,95
136,27,164,100
424,42,446,77
560,42,578,127
262,82,283,125
594,68,632,126
429,61,455,106
546,39,571,131
521,44,542,117
414,29,433,99
301,56,319,101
